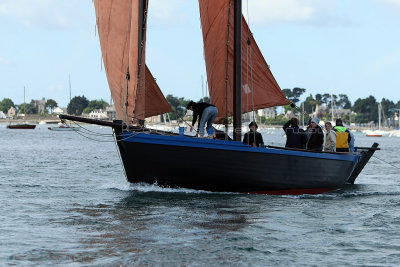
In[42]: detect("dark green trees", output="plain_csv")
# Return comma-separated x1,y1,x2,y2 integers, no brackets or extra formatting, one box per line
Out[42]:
67,96,89,115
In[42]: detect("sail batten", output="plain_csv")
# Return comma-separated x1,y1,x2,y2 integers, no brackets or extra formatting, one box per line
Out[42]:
199,0,290,120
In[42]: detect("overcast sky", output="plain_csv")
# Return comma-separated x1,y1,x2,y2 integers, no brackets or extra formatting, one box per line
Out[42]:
0,0,399,107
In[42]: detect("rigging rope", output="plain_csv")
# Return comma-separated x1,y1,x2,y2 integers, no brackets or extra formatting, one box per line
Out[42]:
372,155,400,170
223,0,232,138
245,0,256,141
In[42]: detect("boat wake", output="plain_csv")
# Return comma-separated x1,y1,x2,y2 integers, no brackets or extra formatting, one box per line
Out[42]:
284,188,400,199
100,182,223,194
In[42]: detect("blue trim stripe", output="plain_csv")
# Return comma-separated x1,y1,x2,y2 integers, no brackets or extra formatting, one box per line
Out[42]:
122,133,360,162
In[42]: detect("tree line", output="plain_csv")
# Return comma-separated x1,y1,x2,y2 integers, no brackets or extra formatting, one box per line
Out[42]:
3,89,398,124
0,96,109,116
283,87,400,124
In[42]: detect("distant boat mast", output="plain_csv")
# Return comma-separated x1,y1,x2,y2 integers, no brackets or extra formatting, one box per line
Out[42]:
24,86,26,122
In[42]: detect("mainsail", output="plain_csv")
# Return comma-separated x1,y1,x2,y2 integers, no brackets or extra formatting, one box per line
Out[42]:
198,0,290,119
94,0,171,122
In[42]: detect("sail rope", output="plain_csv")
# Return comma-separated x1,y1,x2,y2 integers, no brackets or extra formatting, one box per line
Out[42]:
223,0,232,138
69,126,139,143
246,0,257,144
372,155,400,170
65,119,181,143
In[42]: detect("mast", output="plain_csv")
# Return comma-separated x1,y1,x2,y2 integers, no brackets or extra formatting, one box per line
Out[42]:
233,0,242,141
201,75,204,101
69,75,71,105
331,93,334,122
24,86,26,123
378,102,381,130
69,75,72,125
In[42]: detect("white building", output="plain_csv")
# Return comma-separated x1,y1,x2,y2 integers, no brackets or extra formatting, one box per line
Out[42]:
146,115,162,124
106,105,116,120
89,109,108,119
258,107,277,118
0,111,6,119
8,106,16,117
53,107,64,114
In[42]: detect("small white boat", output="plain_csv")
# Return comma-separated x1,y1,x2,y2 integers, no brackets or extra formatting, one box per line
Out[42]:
48,123,80,131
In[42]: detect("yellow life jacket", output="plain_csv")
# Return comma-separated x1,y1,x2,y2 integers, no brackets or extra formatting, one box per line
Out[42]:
335,126,349,149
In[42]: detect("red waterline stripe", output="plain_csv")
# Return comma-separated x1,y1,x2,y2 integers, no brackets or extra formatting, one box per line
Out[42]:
242,188,337,195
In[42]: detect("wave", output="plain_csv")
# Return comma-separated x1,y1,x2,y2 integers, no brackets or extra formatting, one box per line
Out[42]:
99,182,227,194
100,182,400,198
283,189,400,199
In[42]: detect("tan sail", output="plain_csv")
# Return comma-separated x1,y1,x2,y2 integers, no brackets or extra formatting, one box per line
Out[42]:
94,0,170,122
199,0,290,119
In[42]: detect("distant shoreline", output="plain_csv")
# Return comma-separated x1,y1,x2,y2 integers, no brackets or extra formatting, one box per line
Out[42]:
0,119,395,131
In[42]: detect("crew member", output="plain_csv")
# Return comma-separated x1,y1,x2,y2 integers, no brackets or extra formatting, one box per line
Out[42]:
186,101,218,137
307,117,324,152
283,117,307,149
334,118,351,152
243,121,264,147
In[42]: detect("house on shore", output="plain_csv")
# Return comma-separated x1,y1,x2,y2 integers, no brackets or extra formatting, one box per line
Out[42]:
53,107,64,115
32,99,46,114
7,107,16,118
106,105,116,120
88,109,108,119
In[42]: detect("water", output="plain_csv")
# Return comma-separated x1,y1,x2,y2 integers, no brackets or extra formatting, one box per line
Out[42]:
1,124,399,266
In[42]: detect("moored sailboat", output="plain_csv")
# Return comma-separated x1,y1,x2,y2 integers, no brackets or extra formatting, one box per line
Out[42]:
60,0,379,194
7,86,36,130
48,76,79,131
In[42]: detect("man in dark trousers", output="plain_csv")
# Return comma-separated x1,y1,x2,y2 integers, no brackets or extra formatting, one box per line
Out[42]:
186,101,218,137
283,117,308,149
307,117,324,152
243,121,264,147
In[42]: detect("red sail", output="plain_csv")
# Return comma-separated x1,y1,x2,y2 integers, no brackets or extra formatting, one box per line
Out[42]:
198,0,290,119
145,65,172,117
94,0,170,122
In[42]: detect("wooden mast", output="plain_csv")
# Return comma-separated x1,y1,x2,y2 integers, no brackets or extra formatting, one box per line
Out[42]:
233,0,242,141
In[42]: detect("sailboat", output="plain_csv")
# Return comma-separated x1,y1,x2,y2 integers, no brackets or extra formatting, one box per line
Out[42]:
48,75,80,131
60,0,379,194
366,103,385,137
7,86,36,129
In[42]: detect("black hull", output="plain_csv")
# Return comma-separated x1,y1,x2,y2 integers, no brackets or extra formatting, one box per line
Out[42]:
116,133,360,194
7,124,36,129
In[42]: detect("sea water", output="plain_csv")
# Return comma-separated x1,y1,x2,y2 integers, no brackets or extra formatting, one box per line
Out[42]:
1,124,399,266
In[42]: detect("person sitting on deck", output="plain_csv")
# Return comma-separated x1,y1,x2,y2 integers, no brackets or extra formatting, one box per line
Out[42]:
283,117,307,149
324,122,337,152
243,121,264,147
186,101,218,138
307,117,324,152
333,118,351,152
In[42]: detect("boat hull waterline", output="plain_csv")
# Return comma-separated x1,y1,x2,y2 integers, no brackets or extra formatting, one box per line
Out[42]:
48,126,80,131
7,124,36,129
116,132,362,195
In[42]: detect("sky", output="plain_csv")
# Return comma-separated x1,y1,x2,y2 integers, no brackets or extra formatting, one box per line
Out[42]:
0,0,399,107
